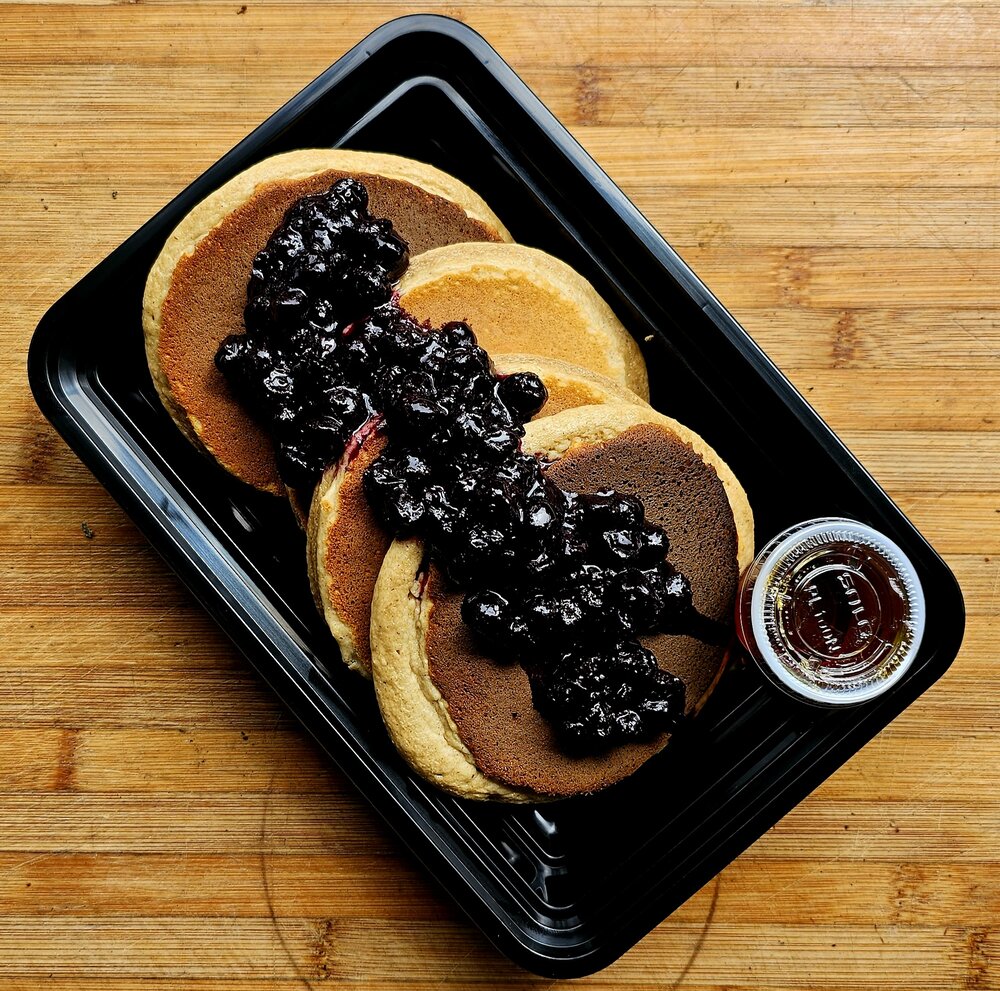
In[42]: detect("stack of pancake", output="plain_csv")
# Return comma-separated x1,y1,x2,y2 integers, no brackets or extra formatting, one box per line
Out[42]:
144,150,753,802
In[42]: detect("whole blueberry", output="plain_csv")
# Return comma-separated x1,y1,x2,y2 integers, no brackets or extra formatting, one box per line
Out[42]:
497,372,548,421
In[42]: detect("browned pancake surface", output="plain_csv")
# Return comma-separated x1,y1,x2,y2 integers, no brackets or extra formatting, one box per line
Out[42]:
424,423,739,796
158,171,503,493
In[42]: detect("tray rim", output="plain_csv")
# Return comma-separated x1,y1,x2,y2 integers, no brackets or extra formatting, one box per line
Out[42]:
27,13,966,979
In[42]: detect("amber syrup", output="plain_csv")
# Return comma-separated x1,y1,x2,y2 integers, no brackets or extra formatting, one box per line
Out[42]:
735,519,925,705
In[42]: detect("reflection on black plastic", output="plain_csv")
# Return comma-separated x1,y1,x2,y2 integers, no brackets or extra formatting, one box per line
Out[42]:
27,15,964,978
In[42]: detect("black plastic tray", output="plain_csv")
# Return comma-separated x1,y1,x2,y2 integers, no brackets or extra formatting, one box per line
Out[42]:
28,15,965,978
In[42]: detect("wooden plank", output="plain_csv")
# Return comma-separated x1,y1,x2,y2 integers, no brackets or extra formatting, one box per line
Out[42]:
894,493,1000,554
0,719,994,797
4,0,993,8
70,728,334,793
7,63,1000,129
7,122,1000,189
580,126,1000,187
0,652,990,734
0,545,203,608
0,983,316,991
0,852,995,928
0,729,64,791
664,246,1000,309
3,5,998,70
0,792,995,859
0,794,391,854
0,484,142,546
0,669,290,728
0,419,94,487
0,916,980,985
0,596,991,678
521,64,1000,128
751,368,1000,431
813,728,1000,802
0,852,451,920
837,431,1000,491
754,799,1000,863
8,182,1000,249
318,920,988,988
632,185,1000,249
0,607,242,670
734,308,1000,371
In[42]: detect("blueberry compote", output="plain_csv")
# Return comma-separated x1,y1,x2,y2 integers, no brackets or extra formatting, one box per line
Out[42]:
216,178,409,488
216,178,697,750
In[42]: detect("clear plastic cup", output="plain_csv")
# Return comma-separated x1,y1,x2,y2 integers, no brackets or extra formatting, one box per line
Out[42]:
735,518,925,705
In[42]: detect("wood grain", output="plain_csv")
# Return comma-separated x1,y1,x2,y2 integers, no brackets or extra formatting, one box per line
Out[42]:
3,1,997,988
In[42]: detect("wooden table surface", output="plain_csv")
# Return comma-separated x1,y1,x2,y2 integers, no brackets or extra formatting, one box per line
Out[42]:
3,2,998,987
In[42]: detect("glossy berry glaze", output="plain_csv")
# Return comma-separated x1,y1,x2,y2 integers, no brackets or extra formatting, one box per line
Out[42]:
217,178,698,750
217,179,409,488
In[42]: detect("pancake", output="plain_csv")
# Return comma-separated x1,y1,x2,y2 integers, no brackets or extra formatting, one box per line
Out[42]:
369,403,754,801
143,149,512,496
307,426,387,676
398,243,650,401
308,358,648,677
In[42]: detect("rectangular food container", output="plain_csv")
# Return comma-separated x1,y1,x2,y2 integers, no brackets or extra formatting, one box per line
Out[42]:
28,15,965,978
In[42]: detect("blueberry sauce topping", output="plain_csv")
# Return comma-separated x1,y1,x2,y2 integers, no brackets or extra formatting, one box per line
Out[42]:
216,179,408,488
216,178,696,749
